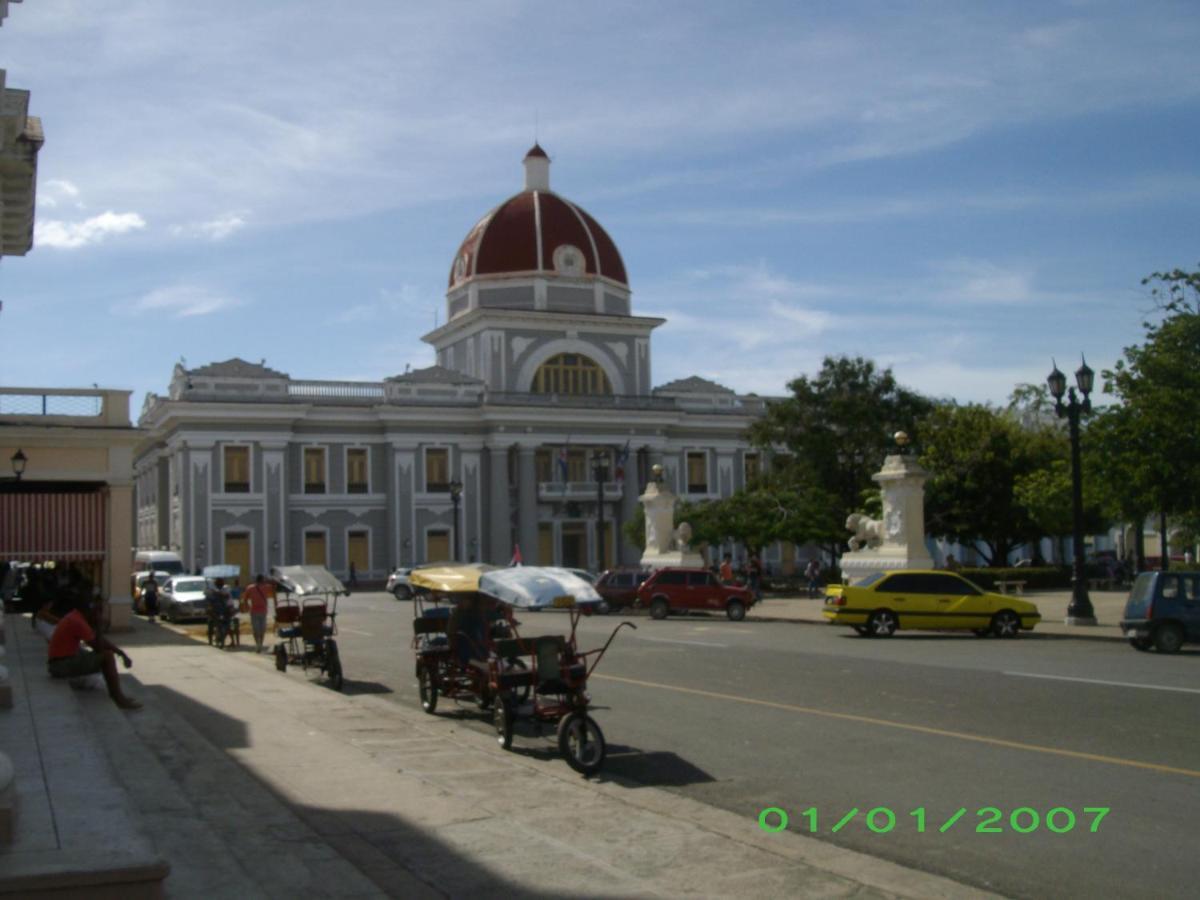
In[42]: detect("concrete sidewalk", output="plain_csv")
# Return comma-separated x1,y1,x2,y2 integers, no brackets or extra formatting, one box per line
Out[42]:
749,589,1131,640
61,617,998,899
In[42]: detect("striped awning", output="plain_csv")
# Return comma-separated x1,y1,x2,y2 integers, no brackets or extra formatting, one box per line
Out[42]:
0,489,107,560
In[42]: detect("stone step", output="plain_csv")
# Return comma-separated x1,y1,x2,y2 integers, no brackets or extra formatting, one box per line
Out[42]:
78,663,387,897
0,614,169,898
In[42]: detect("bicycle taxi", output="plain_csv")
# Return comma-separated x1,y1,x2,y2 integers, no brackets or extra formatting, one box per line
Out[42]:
411,563,634,775
271,564,346,691
201,563,241,648
410,563,507,712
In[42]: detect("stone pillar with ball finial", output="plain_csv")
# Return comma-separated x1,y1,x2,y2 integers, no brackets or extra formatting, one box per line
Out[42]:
839,431,935,582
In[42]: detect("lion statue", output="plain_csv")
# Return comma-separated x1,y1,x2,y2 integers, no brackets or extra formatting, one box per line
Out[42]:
672,522,693,552
845,513,884,551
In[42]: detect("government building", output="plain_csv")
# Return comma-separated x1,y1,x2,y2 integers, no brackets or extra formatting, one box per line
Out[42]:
133,147,777,582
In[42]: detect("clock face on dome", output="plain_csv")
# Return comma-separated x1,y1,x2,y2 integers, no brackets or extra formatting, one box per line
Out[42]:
553,244,584,276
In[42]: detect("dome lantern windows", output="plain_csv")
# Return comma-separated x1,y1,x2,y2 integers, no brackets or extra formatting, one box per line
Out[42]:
531,353,612,396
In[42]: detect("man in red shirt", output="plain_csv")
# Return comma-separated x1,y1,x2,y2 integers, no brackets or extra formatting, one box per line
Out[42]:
47,597,141,710
241,573,274,653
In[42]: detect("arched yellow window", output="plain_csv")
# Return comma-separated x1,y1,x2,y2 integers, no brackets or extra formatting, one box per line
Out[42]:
531,353,612,395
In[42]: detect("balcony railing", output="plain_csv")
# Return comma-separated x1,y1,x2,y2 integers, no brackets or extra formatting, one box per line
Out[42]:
487,391,678,411
288,381,385,401
0,387,131,426
538,481,625,502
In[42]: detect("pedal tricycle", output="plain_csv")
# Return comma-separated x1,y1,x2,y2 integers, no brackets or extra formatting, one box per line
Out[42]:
478,566,634,775
410,564,519,713
202,564,241,648
271,564,345,691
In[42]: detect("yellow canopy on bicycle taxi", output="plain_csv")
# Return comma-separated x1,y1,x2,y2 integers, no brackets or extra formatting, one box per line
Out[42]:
408,563,496,595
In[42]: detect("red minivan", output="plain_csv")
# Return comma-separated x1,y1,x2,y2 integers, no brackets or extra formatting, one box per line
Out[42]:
636,567,755,621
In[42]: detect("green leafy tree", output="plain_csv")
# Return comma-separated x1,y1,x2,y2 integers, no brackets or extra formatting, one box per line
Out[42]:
749,356,932,555
1104,270,1200,563
920,403,1066,566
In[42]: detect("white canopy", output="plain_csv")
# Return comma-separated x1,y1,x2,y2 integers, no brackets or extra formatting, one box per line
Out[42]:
479,566,602,609
270,565,347,597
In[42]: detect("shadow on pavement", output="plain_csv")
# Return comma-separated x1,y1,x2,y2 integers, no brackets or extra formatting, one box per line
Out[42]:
140,684,573,898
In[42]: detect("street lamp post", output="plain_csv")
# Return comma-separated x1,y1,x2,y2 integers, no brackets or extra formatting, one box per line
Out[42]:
1048,357,1096,625
592,450,609,573
449,480,463,562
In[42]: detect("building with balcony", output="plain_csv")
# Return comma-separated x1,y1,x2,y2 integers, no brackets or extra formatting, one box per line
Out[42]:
134,148,778,581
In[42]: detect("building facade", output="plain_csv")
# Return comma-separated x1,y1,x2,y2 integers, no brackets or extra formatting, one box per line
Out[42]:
134,148,774,581
1,388,140,629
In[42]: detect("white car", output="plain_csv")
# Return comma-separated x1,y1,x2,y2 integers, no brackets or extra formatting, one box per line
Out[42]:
386,567,414,599
161,575,211,622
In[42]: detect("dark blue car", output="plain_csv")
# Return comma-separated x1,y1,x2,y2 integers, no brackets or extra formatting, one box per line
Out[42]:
1120,571,1200,653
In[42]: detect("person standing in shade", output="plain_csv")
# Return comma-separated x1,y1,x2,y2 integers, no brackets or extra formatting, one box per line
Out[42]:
142,574,160,622
748,553,763,604
804,558,822,598
242,574,273,653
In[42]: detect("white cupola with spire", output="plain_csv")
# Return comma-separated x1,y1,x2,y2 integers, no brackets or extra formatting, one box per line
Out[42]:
523,143,550,191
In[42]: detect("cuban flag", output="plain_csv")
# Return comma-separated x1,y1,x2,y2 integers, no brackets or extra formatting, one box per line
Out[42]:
558,444,570,482
615,440,631,484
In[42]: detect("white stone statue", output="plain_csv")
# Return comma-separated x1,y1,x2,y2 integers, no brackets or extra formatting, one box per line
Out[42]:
845,513,884,551
639,464,704,569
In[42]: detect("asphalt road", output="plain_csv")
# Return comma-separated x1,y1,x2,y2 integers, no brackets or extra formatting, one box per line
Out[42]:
324,591,1199,900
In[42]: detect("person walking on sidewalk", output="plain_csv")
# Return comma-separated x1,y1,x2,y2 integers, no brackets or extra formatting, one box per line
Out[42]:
47,595,141,710
142,573,160,622
242,574,274,653
805,558,822,598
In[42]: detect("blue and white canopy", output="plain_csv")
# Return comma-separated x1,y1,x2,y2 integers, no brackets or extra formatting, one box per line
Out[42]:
479,566,603,609
202,564,241,580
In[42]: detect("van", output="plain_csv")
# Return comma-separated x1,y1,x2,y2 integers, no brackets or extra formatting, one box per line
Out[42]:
132,550,185,594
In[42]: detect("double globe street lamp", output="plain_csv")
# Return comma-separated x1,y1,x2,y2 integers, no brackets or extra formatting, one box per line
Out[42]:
1047,357,1096,625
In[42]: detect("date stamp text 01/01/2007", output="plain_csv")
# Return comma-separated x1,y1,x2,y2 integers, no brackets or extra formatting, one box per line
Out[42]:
758,807,1110,835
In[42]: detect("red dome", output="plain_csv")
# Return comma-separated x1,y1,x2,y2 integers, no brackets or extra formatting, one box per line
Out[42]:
449,164,628,289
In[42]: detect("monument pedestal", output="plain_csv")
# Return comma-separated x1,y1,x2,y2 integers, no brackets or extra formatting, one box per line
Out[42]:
640,550,705,570
840,449,933,583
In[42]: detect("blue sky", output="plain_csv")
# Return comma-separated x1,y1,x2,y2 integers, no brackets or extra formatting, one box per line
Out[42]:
2,0,1198,412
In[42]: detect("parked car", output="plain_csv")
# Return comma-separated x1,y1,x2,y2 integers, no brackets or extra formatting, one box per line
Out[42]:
595,567,651,612
636,567,755,621
161,575,211,623
1120,570,1200,653
823,570,1042,638
386,567,414,599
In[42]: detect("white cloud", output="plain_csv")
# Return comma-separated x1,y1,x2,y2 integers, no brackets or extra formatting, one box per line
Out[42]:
127,284,240,318
930,259,1035,305
38,179,83,210
168,212,248,241
35,211,146,249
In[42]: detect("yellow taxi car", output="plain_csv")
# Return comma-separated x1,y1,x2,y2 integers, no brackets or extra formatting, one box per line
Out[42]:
823,570,1041,638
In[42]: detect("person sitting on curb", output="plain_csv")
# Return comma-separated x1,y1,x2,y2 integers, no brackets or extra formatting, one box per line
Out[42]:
47,594,141,710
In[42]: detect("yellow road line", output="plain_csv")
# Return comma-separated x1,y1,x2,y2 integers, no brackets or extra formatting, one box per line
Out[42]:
594,673,1200,779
